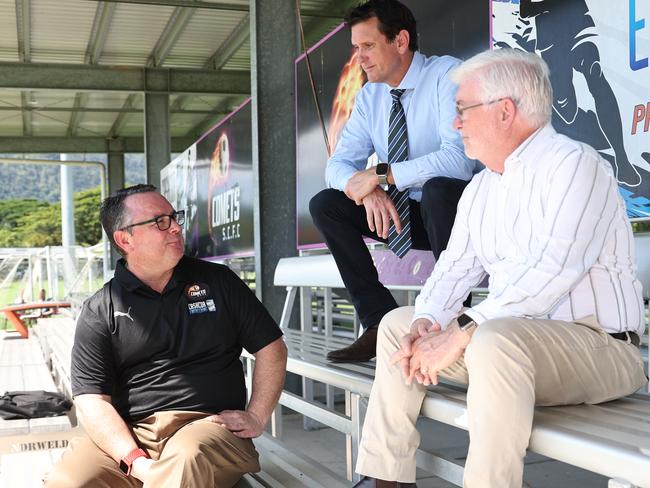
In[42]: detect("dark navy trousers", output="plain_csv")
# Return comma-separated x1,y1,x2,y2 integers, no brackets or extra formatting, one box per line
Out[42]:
309,176,468,329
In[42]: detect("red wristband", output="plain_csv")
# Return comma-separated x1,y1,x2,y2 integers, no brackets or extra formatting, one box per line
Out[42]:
119,447,148,476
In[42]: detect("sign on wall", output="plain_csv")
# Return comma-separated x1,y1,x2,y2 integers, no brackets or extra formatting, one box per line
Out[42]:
295,0,490,248
161,100,254,260
492,0,650,218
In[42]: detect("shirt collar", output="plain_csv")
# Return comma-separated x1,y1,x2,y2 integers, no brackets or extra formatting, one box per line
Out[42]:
504,124,556,170
389,51,423,92
114,256,189,293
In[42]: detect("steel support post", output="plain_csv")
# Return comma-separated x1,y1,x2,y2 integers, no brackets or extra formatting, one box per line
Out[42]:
249,0,298,316
144,92,170,189
107,139,126,269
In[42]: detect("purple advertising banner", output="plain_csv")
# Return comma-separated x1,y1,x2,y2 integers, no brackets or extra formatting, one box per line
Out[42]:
161,99,254,260
295,0,491,249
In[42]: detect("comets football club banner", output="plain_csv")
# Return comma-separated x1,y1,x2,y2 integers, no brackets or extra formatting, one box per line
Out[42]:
161,99,254,260
492,0,650,218
295,0,489,247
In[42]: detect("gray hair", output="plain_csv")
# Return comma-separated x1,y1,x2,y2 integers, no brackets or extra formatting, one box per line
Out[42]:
450,49,553,128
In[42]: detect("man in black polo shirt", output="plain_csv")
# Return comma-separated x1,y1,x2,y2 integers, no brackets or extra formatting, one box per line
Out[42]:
45,184,287,488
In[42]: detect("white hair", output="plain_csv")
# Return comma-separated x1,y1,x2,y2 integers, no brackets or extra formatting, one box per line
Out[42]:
450,49,553,128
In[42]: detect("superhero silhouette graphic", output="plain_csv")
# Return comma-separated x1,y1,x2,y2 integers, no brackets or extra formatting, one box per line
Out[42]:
495,0,649,188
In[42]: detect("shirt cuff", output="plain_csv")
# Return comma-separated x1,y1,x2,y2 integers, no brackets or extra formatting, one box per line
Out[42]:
329,166,358,192
389,161,410,191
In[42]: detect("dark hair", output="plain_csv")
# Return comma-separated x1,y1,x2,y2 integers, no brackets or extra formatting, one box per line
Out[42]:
345,0,418,52
100,184,158,256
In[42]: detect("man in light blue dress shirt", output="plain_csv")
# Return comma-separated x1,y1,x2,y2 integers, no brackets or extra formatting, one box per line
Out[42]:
310,0,474,363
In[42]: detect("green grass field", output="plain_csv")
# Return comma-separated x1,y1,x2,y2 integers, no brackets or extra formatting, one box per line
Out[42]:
0,281,23,309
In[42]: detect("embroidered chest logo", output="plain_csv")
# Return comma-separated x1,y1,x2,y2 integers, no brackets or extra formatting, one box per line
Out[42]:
186,284,208,300
185,283,215,315
113,306,134,322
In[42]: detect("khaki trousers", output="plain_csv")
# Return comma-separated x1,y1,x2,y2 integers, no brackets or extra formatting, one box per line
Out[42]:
44,410,260,488
356,306,647,488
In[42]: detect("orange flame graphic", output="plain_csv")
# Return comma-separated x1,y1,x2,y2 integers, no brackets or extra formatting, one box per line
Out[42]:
328,51,366,155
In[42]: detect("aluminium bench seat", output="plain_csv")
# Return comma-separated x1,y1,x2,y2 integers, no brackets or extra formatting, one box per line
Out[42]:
271,252,650,487
0,331,72,440
260,327,650,487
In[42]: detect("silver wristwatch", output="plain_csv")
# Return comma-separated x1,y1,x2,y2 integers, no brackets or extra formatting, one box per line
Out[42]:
375,162,389,186
457,313,477,332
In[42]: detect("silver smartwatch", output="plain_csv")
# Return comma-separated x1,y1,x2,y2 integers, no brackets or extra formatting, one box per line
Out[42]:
375,162,389,186
457,313,477,332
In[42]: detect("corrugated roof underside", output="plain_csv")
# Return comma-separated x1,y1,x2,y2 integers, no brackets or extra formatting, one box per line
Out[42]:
0,2,18,62
164,10,248,68
101,4,175,66
31,0,96,64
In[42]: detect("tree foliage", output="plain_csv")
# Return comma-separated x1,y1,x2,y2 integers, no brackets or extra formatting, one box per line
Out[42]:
0,153,146,203
0,187,102,247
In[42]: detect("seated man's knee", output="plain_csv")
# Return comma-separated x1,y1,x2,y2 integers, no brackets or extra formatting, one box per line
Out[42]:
378,306,413,340
421,177,450,205
464,318,522,366
309,189,338,221
421,177,467,208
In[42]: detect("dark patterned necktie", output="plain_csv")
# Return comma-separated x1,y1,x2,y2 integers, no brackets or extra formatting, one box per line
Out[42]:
386,89,412,258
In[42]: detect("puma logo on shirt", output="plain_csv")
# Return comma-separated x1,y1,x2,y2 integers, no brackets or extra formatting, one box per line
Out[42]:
113,306,134,322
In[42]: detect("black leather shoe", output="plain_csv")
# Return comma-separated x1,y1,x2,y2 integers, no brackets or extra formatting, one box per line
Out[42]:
327,327,378,363
352,476,417,487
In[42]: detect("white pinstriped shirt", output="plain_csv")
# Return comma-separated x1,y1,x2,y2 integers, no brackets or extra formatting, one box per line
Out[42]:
413,125,645,335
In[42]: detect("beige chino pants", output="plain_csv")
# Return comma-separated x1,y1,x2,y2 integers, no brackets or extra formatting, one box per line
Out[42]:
356,306,647,488
44,410,260,488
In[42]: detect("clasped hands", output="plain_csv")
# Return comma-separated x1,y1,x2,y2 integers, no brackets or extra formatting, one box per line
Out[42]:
344,168,402,239
390,318,471,386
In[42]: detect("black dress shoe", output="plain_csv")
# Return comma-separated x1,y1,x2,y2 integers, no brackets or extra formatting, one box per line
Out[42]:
327,327,378,363
352,476,417,487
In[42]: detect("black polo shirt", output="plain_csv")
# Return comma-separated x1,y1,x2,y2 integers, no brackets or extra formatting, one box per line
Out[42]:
71,256,282,422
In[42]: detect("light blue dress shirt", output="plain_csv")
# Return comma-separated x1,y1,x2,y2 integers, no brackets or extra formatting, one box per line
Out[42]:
325,52,474,201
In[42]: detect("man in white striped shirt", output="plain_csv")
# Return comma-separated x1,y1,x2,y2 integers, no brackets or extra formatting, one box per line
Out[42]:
353,49,648,488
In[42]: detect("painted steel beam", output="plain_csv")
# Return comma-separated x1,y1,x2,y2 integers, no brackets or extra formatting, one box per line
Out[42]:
68,3,117,136
206,13,250,70
186,95,244,138
67,93,89,137
20,90,33,137
110,7,193,138
0,105,226,115
170,13,249,114
86,2,116,65
149,7,195,67
15,0,31,63
15,0,32,136
78,0,342,18
0,62,251,95
0,136,194,153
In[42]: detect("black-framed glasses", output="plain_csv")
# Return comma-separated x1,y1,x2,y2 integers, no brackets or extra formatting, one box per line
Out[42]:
455,97,506,118
119,210,185,232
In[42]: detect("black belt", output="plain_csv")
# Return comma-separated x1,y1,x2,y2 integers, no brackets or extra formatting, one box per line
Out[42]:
609,331,640,347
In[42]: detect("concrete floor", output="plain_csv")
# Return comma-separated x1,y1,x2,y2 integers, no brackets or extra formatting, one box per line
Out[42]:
279,411,611,488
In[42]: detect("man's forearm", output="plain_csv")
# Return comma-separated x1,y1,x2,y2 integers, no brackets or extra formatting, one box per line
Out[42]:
248,338,288,425
75,394,139,462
